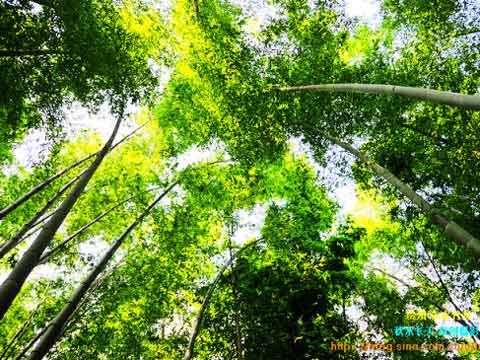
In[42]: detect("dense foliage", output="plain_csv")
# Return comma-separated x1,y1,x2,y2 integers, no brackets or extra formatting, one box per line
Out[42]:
0,0,479,359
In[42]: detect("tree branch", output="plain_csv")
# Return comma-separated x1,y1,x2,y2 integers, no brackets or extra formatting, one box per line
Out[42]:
0,49,58,57
367,265,478,343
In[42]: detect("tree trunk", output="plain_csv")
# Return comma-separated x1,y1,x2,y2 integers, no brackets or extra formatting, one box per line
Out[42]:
27,181,178,360
184,238,262,360
279,84,480,110
0,118,122,320
38,186,161,264
0,170,85,260
326,135,480,258
0,121,148,221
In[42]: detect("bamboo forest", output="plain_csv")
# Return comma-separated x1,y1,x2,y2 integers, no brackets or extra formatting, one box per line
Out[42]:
0,0,479,358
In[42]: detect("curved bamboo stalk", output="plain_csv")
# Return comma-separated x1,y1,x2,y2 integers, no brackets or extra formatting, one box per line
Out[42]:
184,237,262,360
326,135,480,258
279,84,480,110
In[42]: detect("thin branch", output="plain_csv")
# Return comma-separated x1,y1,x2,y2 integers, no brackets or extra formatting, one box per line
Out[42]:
453,29,480,38
0,49,58,57
184,237,263,360
366,265,478,343
59,260,125,336
13,326,48,360
193,0,199,18
0,170,85,260
228,237,243,359
0,303,40,360
38,186,162,264
417,235,476,328
29,0,52,7
25,262,124,360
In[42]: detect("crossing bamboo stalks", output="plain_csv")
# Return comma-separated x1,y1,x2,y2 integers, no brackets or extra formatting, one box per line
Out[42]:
0,121,149,221
27,182,178,360
0,117,122,320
